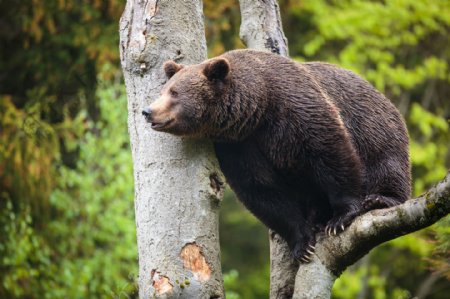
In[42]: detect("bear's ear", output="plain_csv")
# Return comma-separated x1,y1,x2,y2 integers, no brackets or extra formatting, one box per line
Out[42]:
203,58,230,81
163,61,184,79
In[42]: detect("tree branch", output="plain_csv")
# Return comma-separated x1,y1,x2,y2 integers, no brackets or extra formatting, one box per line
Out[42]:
316,171,450,276
293,171,450,298
269,231,298,298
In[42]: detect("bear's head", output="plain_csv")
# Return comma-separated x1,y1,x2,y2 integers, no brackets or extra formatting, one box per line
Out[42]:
142,58,231,138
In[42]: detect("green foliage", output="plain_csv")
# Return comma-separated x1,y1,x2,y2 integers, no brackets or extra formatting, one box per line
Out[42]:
1,81,137,298
0,97,59,218
285,0,450,102
220,189,270,299
204,0,245,56
0,199,51,298
46,81,137,298
0,0,125,129
223,270,241,299
1,1,136,296
409,103,449,195
429,218,450,280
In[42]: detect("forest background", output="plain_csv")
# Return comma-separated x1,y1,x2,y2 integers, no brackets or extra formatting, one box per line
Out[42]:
1,0,449,298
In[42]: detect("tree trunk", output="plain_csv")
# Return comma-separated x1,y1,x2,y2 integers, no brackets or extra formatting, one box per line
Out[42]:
239,0,288,56
119,1,224,298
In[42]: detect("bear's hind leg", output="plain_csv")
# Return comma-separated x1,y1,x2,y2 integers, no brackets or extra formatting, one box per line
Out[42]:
363,156,410,212
289,204,327,263
363,194,403,211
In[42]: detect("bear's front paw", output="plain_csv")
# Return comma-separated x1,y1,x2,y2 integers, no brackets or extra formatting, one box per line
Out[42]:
325,210,360,236
293,241,316,263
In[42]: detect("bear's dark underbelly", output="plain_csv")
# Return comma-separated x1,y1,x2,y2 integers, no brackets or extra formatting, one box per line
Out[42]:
213,139,333,235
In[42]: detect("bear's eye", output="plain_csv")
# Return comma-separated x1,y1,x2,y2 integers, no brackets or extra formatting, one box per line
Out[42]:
169,89,178,97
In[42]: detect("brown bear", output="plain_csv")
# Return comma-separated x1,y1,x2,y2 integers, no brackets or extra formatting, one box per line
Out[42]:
142,49,411,263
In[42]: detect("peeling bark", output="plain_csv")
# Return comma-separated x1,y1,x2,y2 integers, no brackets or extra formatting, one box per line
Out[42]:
238,1,450,298
151,270,174,296
119,1,224,298
181,243,212,282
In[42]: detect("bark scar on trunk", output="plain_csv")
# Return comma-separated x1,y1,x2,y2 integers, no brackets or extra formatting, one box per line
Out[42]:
210,173,225,196
150,269,173,295
180,243,212,282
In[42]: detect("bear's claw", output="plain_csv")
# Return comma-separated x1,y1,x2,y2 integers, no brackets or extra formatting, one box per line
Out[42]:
325,221,345,236
325,210,360,236
293,241,316,263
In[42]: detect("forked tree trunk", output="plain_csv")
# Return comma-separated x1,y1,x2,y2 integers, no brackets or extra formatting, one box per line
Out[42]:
119,1,224,298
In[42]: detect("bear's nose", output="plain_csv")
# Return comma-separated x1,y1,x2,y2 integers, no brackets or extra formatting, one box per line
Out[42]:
142,107,152,120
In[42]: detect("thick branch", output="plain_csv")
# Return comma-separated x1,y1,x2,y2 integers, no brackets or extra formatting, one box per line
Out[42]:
269,232,298,298
316,171,450,275
293,171,450,299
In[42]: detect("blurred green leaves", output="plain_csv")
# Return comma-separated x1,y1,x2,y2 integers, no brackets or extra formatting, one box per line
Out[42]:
409,103,448,195
220,189,270,299
1,81,137,298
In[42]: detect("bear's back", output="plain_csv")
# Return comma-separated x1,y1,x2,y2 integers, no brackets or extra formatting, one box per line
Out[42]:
301,62,411,200
300,62,408,157
221,49,410,200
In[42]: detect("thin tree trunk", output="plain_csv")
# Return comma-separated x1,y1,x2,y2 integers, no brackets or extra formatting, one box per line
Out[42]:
269,231,299,298
119,1,224,298
239,0,288,56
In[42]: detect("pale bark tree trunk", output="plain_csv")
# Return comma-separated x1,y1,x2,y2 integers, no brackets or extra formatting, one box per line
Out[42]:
119,1,224,298
238,1,450,299
239,0,288,56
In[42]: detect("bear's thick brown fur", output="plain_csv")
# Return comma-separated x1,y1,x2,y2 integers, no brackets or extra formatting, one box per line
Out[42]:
143,49,411,262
